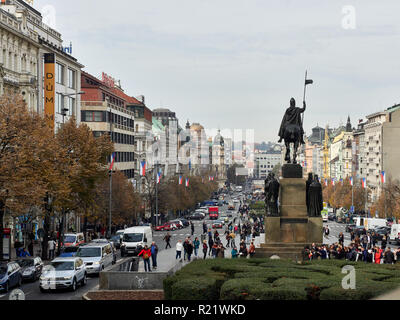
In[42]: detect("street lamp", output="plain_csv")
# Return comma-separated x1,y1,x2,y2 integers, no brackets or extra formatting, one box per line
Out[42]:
60,91,85,125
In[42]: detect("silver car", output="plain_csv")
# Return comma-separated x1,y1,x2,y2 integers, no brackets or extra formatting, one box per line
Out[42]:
39,257,87,292
75,242,114,275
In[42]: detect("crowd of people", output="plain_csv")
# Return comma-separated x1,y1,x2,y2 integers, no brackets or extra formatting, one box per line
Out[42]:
304,231,400,264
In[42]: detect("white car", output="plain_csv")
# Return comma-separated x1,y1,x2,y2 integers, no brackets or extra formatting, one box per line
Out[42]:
40,257,87,292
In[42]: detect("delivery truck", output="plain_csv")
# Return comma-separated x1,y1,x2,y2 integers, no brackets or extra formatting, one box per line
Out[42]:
208,206,219,220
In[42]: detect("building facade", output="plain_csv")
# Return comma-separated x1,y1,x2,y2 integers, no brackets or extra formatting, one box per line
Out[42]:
81,71,135,179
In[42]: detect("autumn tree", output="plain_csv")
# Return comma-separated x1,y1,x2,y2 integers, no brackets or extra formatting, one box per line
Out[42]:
92,170,142,227
0,94,57,259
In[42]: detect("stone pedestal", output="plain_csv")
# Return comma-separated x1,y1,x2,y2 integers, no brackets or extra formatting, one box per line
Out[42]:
255,164,323,260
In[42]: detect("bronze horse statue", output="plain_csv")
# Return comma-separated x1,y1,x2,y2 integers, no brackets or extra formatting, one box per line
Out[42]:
278,98,306,164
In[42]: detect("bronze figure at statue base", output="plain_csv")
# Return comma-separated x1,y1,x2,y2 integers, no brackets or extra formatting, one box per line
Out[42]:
255,164,323,261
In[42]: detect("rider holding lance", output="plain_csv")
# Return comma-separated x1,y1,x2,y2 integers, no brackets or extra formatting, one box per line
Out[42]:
278,98,306,145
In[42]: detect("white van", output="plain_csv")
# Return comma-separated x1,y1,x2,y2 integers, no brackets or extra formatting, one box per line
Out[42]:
120,226,152,257
389,224,400,244
354,217,387,230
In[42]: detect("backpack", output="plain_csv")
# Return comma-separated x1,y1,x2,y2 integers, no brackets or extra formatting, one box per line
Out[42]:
143,251,149,259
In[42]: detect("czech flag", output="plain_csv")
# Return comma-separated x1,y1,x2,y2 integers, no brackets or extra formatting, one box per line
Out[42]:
157,171,162,184
362,178,367,189
340,178,343,185
109,153,115,171
185,178,189,187
331,178,335,186
140,161,146,176
324,179,328,186
178,176,183,185
349,177,353,186
381,171,386,184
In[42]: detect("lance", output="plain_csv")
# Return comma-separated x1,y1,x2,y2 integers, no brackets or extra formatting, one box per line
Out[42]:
302,70,314,129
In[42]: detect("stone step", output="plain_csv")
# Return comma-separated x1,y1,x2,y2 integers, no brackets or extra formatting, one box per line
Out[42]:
259,247,305,253
261,242,309,248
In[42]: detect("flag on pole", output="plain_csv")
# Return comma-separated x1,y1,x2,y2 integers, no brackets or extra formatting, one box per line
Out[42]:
340,178,343,185
178,176,183,185
362,178,367,189
157,171,162,184
185,178,189,187
109,152,115,171
381,171,386,184
140,161,146,176
324,179,327,186
331,178,335,186
349,177,353,186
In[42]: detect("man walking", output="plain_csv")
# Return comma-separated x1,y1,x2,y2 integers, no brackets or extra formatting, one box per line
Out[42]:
191,221,195,236
48,238,56,260
150,242,158,270
203,221,207,234
163,232,171,249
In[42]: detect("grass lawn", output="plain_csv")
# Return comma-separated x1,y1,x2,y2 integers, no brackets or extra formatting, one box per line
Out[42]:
163,258,400,300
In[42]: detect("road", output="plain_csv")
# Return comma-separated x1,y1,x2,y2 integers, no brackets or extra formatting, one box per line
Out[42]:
0,191,245,300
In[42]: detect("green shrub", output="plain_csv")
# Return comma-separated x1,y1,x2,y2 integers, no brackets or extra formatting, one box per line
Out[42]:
170,276,224,300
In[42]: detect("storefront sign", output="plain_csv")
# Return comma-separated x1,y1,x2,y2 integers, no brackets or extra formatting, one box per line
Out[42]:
44,53,55,129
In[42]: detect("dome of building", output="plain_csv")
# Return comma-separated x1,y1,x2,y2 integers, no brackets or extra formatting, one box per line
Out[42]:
190,123,204,132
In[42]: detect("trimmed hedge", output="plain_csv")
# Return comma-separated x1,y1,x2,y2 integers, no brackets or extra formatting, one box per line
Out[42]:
163,258,400,300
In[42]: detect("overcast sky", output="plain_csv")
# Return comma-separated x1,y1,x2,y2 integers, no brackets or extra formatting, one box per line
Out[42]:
33,0,400,142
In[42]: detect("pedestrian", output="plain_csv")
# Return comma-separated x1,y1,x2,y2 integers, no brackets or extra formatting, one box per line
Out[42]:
138,245,152,272
231,246,238,258
211,243,218,258
217,244,225,258
164,233,171,249
208,237,214,256
202,240,208,259
48,238,56,260
150,242,158,270
193,237,200,257
239,243,248,258
191,221,195,236
183,238,189,261
381,235,387,250
203,221,207,234
186,240,194,261
176,240,183,261
338,232,344,246
374,247,383,264
214,229,219,241
226,233,231,248
384,248,395,264
248,242,256,258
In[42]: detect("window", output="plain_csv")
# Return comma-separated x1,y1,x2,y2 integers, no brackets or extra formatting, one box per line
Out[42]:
83,111,104,122
68,68,76,89
55,93,63,113
56,63,64,84
67,97,75,116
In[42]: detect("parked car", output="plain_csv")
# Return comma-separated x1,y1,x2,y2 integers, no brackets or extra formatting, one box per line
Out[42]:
0,261,22,292
169,220,184,229
187,213,204,220
345,224,356,233
371,226,391,241
110,235,121,249
178,218,190,227
39,257,87,292
59,246,81,258
154,222,177,231
212,220,224,229
328,214,336,221
16,257,44,282
63,233,85,247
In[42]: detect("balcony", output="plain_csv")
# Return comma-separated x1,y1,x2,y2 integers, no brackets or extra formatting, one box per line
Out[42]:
81,101,135,117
